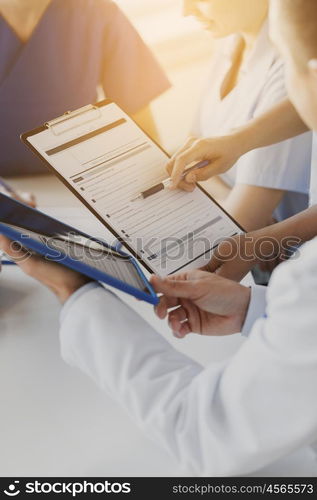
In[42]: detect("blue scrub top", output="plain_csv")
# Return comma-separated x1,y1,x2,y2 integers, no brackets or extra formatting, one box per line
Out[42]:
0,0,169,176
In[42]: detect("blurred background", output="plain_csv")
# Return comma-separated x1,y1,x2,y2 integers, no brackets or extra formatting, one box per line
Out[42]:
115,0,214,152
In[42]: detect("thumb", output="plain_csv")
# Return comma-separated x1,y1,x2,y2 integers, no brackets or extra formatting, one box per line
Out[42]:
151,275,195,299
170,148,206,188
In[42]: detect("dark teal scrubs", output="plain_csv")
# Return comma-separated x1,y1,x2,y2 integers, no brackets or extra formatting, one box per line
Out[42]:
0,0,169,176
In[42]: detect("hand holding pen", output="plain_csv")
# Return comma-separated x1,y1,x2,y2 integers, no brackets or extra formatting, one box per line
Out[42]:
132,160,210,202
165,134,243,191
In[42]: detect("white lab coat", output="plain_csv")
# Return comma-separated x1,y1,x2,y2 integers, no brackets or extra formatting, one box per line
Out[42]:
194,22,312,221
60,238,317,477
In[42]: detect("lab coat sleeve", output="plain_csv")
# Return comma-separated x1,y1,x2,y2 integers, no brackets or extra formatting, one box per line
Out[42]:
59,240,317,476
241,284,267,337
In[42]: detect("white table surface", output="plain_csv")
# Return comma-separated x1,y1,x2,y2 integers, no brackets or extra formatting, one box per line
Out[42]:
1,175,316,477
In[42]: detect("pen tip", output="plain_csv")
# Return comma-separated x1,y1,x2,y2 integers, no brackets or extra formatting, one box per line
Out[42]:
130,194,142,202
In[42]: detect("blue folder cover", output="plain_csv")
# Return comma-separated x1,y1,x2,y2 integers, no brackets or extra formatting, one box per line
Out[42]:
0,193,158,306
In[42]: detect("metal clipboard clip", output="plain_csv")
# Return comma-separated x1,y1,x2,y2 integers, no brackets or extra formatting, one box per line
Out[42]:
45,104,102,136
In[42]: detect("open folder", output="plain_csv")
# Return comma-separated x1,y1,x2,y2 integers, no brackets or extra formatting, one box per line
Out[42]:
0,193,158,305
21,100,243,276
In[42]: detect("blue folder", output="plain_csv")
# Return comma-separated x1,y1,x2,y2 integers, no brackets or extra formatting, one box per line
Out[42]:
0,193,158,305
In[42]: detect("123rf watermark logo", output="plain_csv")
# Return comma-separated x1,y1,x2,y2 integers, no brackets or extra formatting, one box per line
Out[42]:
2,480,131,497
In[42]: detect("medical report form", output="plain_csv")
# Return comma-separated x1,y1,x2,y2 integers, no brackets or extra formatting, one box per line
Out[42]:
23,100,242,276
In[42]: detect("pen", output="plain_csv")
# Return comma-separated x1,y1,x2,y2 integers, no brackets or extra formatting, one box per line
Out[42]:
131,160,210,201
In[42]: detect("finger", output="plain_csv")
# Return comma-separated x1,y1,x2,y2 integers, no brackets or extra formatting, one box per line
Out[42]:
170,145,206,189
0,236,52,278
170,299,198,337
0,236,30,262
155,295,179,319
151,275,199,299
0,235,13,253
178,322,192,337
169,317,191,339
170,159,222,187
168,306,188,323
165,160,173,177
180,297,203,333
177,179,196,192
165,137,197,176
170,154,193,189
184,172,196,184
169,269,209,281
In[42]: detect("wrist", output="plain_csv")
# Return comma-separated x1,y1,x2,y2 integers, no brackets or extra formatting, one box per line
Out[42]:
253,219,302,262
244,225,282,264
231,126,254,156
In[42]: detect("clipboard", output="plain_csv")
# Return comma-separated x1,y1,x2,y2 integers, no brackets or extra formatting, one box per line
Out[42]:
21,99,244,276
0,193,158,305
